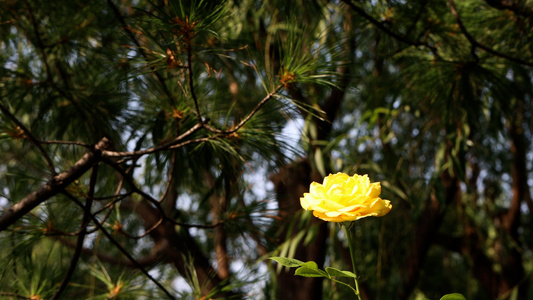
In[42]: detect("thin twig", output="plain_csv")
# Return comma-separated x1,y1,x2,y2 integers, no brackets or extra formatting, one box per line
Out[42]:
22,0,81,108
167,135,223,150
102,122,204,158
102,157,169,218
186,43,203,122
173,220,224,229
228,84,284,133
93,192,133,201
118,217,164,239
102,158,224,230
39,140,91,147
43,192,132,237
51,165,98,299
106,0,178,106
448,0,533,67
102,83,283,159
158,150,176,203
62,191,176,300
21,0,52,81
202,84,285,134
340,0,439,55
92,196,130,215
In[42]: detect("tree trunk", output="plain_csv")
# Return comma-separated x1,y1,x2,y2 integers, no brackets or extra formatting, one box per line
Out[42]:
271,159,328,300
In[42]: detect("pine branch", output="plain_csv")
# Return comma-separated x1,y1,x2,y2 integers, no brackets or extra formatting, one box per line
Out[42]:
106,0,178,106
51,165,98,300
0,101,56,175
483,0,533,18
117,218,164,239
159,151,176,206
448,0,533,67
202,84,285,134
55,234,162,268
102,122,204,158
45,193,130,237
38,140,91,147
21,0,82,109
186,39,203,123
0,292,30,300
102,157,224,229
340,0,440,56
404,0,430,38
103,85,284,160
62,191,177,300
119,198,234,297
0,138,109,232
237,196,268,257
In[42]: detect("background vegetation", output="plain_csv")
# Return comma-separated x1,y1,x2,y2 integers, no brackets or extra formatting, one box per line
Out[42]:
1,0,532,299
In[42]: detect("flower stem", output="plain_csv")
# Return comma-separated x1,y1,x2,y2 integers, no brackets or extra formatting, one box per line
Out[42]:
342,223,363,300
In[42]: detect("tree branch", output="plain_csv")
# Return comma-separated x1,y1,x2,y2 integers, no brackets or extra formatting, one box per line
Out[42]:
202,84,285,134
0,138,109,232
102,122,204,158
341,0,439,55
39,140,91,147
62,191,176,300
102,157,223,230
51,165,98,300
103,85,284,159
483,0,533,18
448,0,533,67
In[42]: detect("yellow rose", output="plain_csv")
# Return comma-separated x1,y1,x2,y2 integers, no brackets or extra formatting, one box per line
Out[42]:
300,173,392,222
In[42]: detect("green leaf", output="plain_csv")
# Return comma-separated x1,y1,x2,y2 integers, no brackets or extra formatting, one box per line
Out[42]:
381,180,408,201
269,257,304,268
325,267,356,278
314,147,326,177
300,261,319,270
294,267,328,278
440,293,467,300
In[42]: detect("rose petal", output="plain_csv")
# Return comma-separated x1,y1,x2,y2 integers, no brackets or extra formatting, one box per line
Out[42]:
338,204,363,212
309,182,327,199
345,195,366,206
300,195,311,210
325,211,342,217
314,211,344,222
366,198,392,216
367,182,381,198
318,198,346,212
340,214,362,221
301,193,319,208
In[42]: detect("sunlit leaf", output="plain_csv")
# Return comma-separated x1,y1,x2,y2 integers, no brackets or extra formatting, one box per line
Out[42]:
325,267,356,278
269,257,305,268
440,293,467,300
